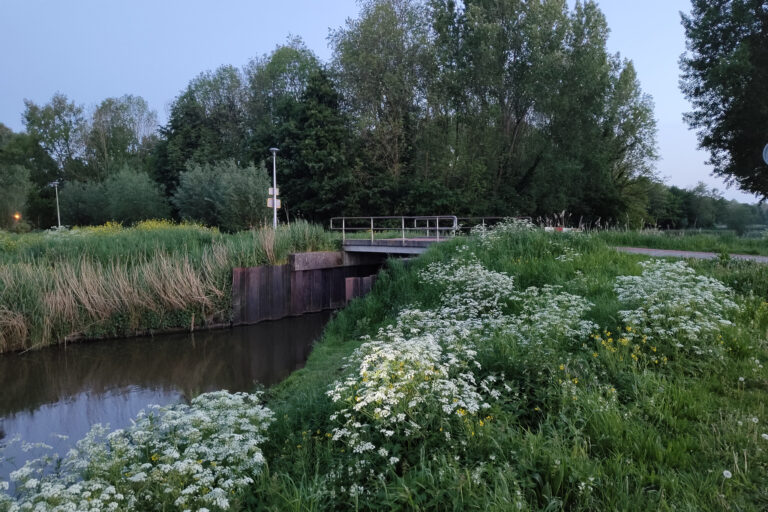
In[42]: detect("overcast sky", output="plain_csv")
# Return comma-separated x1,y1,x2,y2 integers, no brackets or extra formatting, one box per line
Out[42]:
0,0,759,203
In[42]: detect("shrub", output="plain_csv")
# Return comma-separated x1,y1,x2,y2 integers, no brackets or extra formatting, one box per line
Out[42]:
172,160,270,232
60,167,169,225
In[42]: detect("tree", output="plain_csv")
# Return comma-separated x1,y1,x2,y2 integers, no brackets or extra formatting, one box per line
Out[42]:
243,38,321,162
680,0,768,197
156,66,248,196
330,0,437,214
277,69,358,220
22,93,88,181
0,123,59,228
0,163,32,229
172,160,270,232
86,95,158,178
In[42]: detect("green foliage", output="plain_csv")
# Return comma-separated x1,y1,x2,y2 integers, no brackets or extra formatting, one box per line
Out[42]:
244,37,321,159
0,123,59,228
60,167,169,225
85,95,158,178
22,93,88,181
0,164,31,230
681,0,768,197
172,159,270,232
278,69,358,219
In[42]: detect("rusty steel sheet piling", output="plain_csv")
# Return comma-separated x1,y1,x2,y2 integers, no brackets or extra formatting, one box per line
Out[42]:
232,251,383,326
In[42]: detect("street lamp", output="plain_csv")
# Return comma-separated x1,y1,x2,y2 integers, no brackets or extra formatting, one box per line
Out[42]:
269,148,279,229
49,180,61,229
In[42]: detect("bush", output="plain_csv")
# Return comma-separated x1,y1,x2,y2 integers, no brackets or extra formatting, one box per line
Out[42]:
172,159,270,232
60,167,169,225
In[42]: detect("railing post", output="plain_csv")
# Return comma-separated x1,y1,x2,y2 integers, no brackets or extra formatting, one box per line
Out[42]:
401,216,405,246
436,217,440,241
370,217,374,243
342,217,346,242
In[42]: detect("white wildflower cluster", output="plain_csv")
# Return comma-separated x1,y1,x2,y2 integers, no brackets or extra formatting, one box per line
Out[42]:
326,254,597,492
2,391,273,512
470,218,536,247
554,246,581,262
419,257,518,318
327,308,498,476
615,260,738,347
510,286,597,344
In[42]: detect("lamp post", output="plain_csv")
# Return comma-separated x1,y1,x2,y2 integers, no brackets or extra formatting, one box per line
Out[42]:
270,148,279,229
51,180,61,229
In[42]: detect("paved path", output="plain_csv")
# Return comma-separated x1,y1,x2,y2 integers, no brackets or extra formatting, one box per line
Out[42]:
615,246,768,264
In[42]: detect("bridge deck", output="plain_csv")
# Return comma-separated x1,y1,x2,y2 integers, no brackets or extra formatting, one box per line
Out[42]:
342,238,444,255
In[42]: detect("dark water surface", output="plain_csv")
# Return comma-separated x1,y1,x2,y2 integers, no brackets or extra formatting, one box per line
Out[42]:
0,312,331,483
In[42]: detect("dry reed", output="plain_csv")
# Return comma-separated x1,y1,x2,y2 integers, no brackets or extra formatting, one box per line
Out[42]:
0,307,28,352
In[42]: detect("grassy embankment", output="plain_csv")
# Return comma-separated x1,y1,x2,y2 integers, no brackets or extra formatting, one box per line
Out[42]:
0,220,337,352
257,227,768,510
2,225,767,510
595,229,768,256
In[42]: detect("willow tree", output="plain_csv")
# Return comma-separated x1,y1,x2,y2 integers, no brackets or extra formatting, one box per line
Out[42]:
681,0,768,197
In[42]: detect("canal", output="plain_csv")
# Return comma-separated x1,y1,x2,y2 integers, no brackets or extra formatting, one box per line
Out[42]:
0,312,331,484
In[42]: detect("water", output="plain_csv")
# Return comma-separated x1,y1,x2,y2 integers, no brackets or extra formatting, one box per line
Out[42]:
0,312,331,484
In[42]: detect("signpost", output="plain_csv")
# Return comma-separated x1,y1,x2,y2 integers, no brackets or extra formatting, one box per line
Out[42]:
269,148,280,229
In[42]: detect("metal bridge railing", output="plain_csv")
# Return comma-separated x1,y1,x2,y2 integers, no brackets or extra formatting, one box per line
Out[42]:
329,216,459,244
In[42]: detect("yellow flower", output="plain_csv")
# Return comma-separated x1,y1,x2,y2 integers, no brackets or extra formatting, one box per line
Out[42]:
559,364,565,371
592,352,599,358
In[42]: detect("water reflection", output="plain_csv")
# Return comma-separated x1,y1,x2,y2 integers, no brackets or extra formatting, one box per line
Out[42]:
0,312,331,483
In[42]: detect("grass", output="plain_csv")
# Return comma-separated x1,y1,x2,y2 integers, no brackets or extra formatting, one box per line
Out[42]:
0,220,338,352
595,229,768,256
248,229,768,511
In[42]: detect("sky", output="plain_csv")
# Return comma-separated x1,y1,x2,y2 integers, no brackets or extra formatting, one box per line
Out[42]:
0,0,759,203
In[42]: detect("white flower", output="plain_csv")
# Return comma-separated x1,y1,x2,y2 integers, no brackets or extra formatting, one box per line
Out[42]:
761,433,768,441
723,470,732,479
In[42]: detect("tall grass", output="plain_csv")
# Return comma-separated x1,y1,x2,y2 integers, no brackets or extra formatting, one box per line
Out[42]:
0,220,338,352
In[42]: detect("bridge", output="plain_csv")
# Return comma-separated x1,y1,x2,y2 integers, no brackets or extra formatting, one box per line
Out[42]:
329,216,511,255
330,216,459,255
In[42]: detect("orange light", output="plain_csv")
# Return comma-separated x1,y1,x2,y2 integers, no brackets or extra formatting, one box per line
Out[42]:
12,212,21,221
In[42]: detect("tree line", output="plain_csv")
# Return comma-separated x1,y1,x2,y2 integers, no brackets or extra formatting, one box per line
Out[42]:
0,0,764,232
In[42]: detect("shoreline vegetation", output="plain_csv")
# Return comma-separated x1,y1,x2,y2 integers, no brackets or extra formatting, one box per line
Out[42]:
1,221,767,510
0,220,336,353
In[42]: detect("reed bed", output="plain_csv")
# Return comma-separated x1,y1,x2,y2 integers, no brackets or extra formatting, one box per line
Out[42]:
0,220,337,352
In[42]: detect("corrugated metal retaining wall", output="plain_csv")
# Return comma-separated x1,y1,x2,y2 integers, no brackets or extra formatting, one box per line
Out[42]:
231,251,383,326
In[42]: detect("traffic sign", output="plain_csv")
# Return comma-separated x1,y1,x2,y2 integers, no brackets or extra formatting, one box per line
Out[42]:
763,144,768,165
267,198,281,209
269,187,279,196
